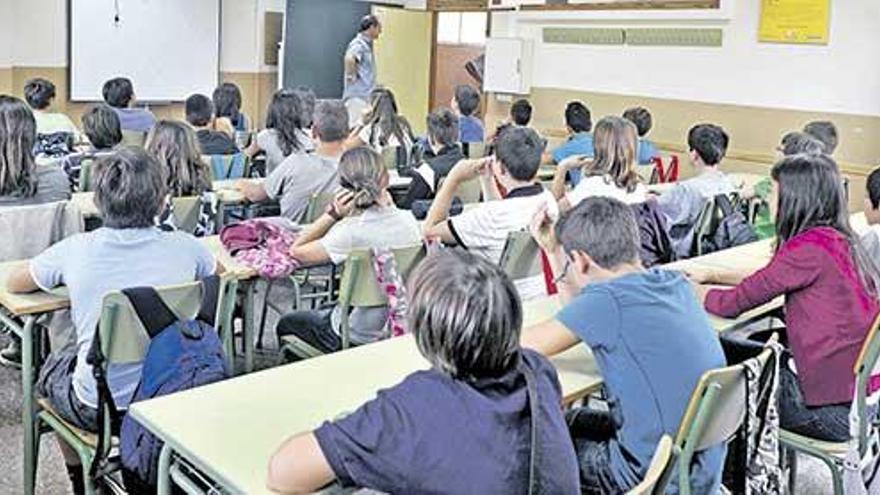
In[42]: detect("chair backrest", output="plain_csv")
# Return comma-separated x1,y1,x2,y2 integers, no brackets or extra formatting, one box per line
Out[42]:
204,153,248,181
381,146,399,170
121,130,147,147
456,177,482,204
337,244,426,347
499,231,543,280
674,346,773,494
853,314,880,456
627,435,678,495
171,196,201,234
304,193,336,224
0,201,84,262
465,142,487,159
78,158,97,192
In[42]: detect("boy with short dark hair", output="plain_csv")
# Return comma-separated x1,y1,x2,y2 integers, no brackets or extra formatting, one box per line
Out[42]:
623,106,659,165
523,196,726,494
185,94,239,155
778,131,825,156
544,101,594,184
804,120,839,155
102,77,156,133
511,98,533,127
267,249,579,494
62,104,123,190
862,167,880,261
7,146,217,493
453,84,484,143
24,78,79,137
400,107,466,210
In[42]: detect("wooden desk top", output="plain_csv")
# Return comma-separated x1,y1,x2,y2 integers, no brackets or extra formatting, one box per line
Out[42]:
647,172,767,195
0,261,69,317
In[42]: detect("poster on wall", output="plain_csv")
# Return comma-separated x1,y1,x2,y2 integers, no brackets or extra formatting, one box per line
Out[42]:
759,0,830,45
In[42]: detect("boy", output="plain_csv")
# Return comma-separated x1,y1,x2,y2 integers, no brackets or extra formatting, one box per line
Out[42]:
544,101,593,185
804,120,838,155
7,147,217,493
185,94,239,155
511,98,533,127
62,104,123,190
24,78,79,137
522,196,726,494
102,77,156,133
657,123,737,258
237,100,348,222
400,107,466,211
623,106,660,165
778,131,824,157
453,84,484,143
862,167,880,261
267,249,579,494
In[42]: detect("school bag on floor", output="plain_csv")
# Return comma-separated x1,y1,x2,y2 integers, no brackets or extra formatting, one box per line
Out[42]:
89,276,231,492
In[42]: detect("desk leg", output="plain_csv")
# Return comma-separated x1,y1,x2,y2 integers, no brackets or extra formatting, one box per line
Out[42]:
243,281,255,373
157,444,173,495
21,316,37,495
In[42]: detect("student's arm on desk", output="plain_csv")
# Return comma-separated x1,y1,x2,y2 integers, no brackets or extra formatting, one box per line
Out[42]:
236,179,269,203
521,319,580,357
267,432,335,494
7,264,40,294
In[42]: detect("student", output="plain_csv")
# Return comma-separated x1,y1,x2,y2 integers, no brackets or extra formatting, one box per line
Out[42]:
453,84,484,143
0,95,72,368
862,167,880,261
277,146,421,353
294,85,317,130
553,116,646,211
623,106,659,165
238,100,348,222
692,154,880,442
656,123,736,258
522,196,726,494
185,94,239,156
399,107,466,210
267,249,579,494
62,104,123,190
247,90,313,174
778,131,825,157
544,101,594,185
146,120,217,236
102,77,156,133
6,147,217,492
804,120,839,155
346,87,414,157
24,78,79,137
213,82,249,133
511,98,533,127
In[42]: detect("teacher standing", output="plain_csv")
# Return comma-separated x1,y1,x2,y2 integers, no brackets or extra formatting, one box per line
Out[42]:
343,15,382,127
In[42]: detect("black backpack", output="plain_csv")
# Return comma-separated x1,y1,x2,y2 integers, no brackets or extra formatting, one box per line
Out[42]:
697,194,759,255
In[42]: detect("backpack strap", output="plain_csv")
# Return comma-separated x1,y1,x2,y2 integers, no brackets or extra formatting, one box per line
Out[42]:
520,359,540,495
85,325,121,479
120,287,179,339
197,275,221,327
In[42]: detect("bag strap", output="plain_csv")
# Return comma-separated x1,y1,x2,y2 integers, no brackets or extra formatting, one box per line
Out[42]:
85,326,121,478
197,275,221,327
521,359,540,495
121,287,178,339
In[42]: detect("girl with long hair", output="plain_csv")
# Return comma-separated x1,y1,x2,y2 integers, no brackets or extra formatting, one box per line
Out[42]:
247,89,314,174
346,87,414,159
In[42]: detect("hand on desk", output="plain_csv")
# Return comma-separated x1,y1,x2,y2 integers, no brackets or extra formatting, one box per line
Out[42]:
682,265,745,286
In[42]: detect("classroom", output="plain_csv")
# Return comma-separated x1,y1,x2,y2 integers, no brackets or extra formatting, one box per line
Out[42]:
0,0,878,493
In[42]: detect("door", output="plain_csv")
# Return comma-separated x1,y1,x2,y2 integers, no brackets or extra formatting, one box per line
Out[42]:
430,11,488,114
372,6,434,135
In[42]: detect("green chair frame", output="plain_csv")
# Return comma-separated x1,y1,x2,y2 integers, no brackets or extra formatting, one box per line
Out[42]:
31,277,238,494
628,435,679,495
781,315,880,495
120,131,147,148
78,158,97,193
204,153,249,181
170,196,202,235
499,231,544,281
281,244,425,359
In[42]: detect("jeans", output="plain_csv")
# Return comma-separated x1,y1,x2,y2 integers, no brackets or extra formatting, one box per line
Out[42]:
566,408,626,494
778,361,850,442
276,307,342,355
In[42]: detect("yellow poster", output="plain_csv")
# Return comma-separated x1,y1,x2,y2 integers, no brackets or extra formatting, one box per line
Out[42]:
759,0,831,45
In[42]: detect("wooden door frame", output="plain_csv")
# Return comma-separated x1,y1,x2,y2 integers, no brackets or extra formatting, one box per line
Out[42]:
427,10,491,112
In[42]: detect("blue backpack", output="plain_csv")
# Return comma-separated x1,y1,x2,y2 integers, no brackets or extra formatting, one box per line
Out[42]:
88,276,230,492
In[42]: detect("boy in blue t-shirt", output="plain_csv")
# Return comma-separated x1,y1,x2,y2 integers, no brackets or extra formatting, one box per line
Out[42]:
623,106,660,165
544,101,594,185
267,250,579,494
522,196,726,494
453,84,485,144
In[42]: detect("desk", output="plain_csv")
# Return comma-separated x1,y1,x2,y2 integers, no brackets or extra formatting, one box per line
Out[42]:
0,261,70,495
647,172,767,196
71,186,252,221
129,297,599,495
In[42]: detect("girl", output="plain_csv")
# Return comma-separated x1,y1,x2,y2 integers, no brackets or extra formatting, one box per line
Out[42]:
552,115,646,211
247,90,313,174
346,87,414,160
693,153,880,442
146,120,217,237
213,82,250,133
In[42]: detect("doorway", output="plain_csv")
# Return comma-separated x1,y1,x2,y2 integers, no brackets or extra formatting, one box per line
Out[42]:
430,11,489,116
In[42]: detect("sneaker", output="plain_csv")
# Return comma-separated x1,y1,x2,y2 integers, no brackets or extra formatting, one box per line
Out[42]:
0,340,22,369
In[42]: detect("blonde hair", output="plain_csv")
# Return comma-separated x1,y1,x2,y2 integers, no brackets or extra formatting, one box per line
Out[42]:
338,146,388,209
146,120,211,197
584,116,640,193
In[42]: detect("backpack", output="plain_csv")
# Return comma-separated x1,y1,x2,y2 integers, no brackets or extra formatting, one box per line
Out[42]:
35,131,74,158
88,276,230,492
699,194,759,255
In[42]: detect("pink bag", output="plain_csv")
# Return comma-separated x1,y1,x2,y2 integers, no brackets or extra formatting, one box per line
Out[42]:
220,219,301,279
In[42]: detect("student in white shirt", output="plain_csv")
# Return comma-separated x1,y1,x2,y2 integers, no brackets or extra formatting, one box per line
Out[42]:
862,167,880,261
23,78,79,138
551,116,646,211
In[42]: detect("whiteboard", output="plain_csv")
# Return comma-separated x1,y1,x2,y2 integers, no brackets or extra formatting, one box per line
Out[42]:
70,0,221,102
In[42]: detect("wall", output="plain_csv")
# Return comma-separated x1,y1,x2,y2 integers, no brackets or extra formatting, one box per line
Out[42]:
2,0,283,127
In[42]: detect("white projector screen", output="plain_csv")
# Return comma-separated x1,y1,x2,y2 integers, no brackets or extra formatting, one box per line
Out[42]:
70,0,221,102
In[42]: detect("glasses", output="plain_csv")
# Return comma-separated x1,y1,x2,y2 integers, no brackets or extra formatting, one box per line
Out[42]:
553,258,572,285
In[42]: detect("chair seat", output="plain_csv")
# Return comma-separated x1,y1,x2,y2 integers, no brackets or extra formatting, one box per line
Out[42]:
779,429,850,457
279,335,326,359
37,398,99,448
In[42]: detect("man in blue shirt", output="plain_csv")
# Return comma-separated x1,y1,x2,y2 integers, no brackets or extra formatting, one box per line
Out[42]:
522,196,727,494
343,15,381,127
544,101,594,185
101,77,156,134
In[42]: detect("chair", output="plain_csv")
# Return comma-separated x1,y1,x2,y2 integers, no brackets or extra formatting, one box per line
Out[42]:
304,192,337,224
204,153,249,181
499,231,543,280
674,345,775,495
120,131,147,148
280,244,425,359
170,196,202,235
780,314,880,495
463,142,487,159
31,276,237,494
78,158,97,192
381,147,399,171
627,435,678,495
